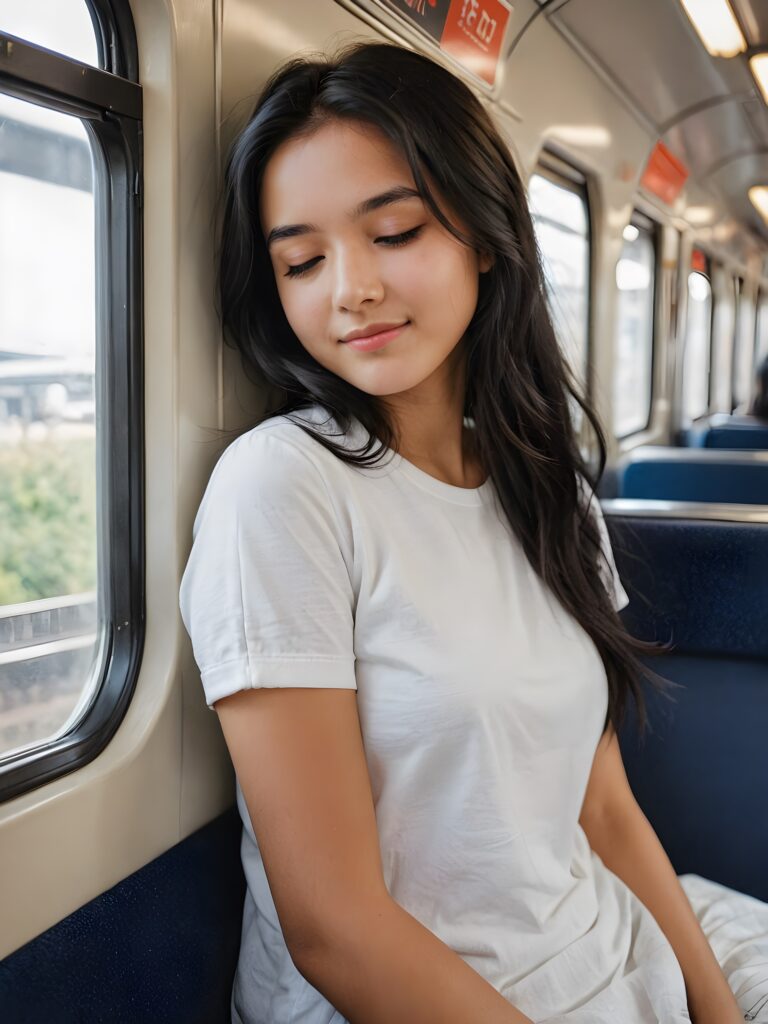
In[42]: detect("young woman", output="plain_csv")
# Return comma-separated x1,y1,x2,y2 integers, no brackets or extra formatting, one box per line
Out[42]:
179,41,757,1024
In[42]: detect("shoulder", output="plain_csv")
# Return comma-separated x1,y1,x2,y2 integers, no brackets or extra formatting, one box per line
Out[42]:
192,406,363,543
210,405,347,494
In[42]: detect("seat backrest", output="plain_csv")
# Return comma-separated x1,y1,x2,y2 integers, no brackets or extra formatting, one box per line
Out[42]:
705,425,768,450
687,413,768,450
616,446,768,503
0,805,245,1024
604,501,768,902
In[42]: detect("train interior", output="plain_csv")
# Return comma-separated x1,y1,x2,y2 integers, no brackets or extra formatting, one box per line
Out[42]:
0,1,767,1020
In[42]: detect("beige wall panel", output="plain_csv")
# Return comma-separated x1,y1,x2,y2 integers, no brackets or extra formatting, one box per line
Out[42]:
0,0,220,958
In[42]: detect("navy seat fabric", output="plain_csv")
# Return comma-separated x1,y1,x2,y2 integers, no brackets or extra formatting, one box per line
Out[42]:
0,805,245,1024
616,448,768,503
688,413,768,450
705,426,768,450
606,513,768,902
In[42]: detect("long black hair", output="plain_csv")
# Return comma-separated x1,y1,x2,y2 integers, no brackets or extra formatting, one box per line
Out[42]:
217,40,677,740
749,354,768,420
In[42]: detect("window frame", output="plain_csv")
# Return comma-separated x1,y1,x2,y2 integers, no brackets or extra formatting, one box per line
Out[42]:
731,275,742,414
529,151,594,404
756,287,767,365
0,3,143,803
684,249,715,423
86,0,138,80
729,274,755,414
704,256,718,416
613,209,658,441
707,266,736,416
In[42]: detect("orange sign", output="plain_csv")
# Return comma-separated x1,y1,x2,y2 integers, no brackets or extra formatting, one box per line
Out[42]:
441,0,512,86
385,0,512,87
641,141,689,205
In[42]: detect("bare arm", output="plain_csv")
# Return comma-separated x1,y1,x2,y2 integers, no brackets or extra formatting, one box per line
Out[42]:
216,686,533,1024
579,725,741,1024
297,891,533,1024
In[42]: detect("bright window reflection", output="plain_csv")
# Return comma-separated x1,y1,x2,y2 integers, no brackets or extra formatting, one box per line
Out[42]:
732,282,755,411
0,92,100,760
683,270,712,421
710,276,735,413
0,0,99,67
528,173,590,391
612,224,655,436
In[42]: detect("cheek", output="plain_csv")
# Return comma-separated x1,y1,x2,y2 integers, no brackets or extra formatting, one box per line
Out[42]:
412,244,479,321
276,283,325,346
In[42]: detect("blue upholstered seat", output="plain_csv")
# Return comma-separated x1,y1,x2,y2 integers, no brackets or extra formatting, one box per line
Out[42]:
0,805,245,1024
605,503,768,904
687,413,768,450
615,447,768,504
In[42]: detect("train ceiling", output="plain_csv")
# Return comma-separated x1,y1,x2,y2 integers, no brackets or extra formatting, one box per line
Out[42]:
532,0,768,245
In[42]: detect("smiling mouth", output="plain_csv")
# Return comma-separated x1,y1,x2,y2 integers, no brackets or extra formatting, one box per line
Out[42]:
340,322,410,351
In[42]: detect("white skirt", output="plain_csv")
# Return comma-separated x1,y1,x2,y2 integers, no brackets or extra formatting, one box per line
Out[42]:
486,871,768,1024
678,874,768,1022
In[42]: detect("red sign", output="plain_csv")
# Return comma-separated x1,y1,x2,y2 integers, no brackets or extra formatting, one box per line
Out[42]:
641,141,689,206
385,0,512,87
441,0,511,86
691,249,707,274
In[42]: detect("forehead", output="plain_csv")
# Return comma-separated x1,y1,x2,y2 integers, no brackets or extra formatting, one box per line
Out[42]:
259,120,415,225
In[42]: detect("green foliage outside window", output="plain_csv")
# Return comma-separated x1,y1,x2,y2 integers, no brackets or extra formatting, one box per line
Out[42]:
0,438,96,605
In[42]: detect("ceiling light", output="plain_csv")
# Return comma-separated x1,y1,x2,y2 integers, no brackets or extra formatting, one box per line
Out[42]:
685,205,716,225
679,0,746,57
548,125,612,148
748,186,768,223
750,53,768,105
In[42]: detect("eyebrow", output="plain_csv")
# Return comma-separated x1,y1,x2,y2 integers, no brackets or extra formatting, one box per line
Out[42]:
265,185,423,248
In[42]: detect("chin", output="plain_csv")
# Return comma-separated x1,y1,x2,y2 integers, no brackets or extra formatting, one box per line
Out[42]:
353,369,436,398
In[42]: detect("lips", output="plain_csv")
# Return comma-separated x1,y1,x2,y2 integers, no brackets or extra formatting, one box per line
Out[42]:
340,321,409,352
341,321,409,343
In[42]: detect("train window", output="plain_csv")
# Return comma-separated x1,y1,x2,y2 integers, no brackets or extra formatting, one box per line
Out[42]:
757,289,768,363
528,161,591,393
709,272,736,414
0,93,97,761
0,0,99,67
731,277,754,412
612,215,656,437
0,7,141,799
682,254,713,421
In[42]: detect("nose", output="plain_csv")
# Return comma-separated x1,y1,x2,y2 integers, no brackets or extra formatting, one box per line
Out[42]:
332,241,385,311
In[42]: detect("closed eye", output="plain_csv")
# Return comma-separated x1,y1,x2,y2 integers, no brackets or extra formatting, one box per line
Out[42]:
283,225,425,279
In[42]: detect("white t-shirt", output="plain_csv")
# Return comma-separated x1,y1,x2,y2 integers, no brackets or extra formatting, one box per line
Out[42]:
179,404,691,1024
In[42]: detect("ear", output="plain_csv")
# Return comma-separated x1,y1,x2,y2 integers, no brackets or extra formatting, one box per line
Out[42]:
478,250,495,273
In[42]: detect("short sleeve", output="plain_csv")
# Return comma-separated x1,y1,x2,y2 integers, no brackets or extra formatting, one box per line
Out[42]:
179,429,357,710
577,475,630,612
